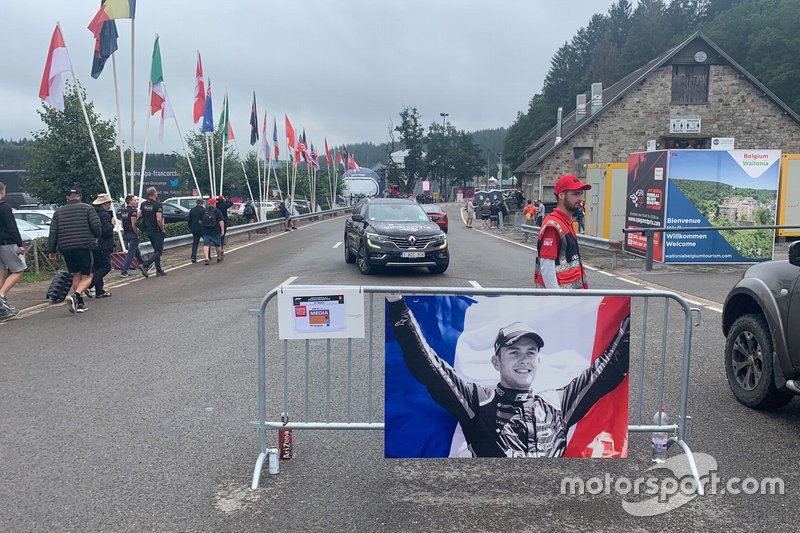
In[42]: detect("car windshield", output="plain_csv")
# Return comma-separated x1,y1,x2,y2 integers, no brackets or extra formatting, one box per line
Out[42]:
368,204,430,222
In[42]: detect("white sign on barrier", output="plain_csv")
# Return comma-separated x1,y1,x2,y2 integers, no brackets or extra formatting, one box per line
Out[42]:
278,286,365,339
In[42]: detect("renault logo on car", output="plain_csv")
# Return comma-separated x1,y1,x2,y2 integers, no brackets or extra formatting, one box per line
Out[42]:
408,235,417,246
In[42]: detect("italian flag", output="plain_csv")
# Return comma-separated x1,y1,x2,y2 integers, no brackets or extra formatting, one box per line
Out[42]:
39,25,72,112
149,36,174,140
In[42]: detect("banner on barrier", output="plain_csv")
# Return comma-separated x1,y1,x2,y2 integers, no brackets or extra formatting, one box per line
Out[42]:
278,286,365,339
385,294,630,459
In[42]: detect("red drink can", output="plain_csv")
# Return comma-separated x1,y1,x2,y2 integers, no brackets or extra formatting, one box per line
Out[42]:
279,428,293,459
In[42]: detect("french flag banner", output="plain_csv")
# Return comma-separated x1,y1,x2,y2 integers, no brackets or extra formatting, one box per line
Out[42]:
385,294,630,459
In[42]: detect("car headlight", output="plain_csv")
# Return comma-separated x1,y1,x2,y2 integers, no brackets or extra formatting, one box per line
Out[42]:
366,232,390,247
432,233,446,243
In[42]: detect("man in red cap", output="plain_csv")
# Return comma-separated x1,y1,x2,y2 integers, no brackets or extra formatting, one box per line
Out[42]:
534,174,591,289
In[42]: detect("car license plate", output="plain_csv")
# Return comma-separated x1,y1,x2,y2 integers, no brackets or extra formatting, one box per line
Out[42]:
401,251,425,259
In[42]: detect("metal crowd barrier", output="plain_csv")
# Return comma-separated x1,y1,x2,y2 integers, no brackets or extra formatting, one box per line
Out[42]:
520,224,624,269
138,206,352,254
249,285,704,494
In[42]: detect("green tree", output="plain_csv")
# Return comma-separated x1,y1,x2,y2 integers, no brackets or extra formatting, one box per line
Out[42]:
26,85,121,205
0,138,34,169
425,123,484,196
395,106,426,193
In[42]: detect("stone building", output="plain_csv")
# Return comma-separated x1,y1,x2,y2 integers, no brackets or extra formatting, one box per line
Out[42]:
513,32,800,202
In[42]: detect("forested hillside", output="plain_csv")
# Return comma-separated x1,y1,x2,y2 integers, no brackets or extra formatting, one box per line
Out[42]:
504,0,800,170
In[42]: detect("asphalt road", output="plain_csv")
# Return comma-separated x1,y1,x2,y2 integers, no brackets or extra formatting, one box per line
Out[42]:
1,207,798,532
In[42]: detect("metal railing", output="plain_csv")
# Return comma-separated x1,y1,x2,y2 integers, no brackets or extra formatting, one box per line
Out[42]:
138,206,352,254
249,284,704,495
622,225,800,271
520,224,624,269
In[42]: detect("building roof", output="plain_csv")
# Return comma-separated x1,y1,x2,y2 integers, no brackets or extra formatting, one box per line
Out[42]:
514,32,800,175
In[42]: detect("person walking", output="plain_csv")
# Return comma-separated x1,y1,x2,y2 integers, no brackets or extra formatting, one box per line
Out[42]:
283,194,296,231
187,198,205,263
523,199,535,225
137,187,166,278
201,197,225,265
480,200,491,229
498,199,509,229
215,194,233,253
86,193,115,298
576,200,586,234
489,200,500,229
47,187,101,314
534,174,591,290
464,197,475,228
243,200,257,223
0,181,26,320
119,195,144,278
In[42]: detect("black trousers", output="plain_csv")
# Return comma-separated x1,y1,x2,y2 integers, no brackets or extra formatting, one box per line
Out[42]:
143,231,164,272
191,233,203,261
90,248,112,293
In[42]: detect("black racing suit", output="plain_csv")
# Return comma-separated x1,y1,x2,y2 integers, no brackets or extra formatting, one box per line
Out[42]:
388,299,630,457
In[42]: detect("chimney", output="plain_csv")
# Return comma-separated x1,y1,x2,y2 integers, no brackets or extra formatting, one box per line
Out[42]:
555,107,563,144
576,94,587,122
591,83,603,114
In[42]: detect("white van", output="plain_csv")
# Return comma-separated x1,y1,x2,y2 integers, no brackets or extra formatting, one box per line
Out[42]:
164,196,208,210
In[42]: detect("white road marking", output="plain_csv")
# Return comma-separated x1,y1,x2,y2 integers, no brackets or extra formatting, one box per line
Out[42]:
618,278,642,286
333,242,342,248
282,276,298,285
599,271,616,277
705,306,723,313
468,280,482,288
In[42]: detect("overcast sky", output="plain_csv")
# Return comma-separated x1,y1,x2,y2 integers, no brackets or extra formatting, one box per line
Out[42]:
1,0,615,154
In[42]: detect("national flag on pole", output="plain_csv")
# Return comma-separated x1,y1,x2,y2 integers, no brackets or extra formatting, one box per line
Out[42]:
218,93,234,143
193,52,205,124
348,154,359,170
272,117,280,161
201,79,214,133
249,93,259,146
261,112,269,160
149,36,174,141
337,149,344,170
285,115,296,153
39,25,72,112
311,143,320,170
324,137,331,166
88,0,136,38
90,14,118,78
340,147,349,171
298,129,308,164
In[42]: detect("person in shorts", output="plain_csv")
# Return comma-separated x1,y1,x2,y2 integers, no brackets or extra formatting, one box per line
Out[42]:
47,187,101,314
0,181,26,320
201,198,225,265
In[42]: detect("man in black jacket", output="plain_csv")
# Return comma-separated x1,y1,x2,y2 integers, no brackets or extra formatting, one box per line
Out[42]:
47,188,102,314
0,181,26,320
137,187,166,277
215,194,233,252
87,193,115,298
119,194,143,278
187,198,205,263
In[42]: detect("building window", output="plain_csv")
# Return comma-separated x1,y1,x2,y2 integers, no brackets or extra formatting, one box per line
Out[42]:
672,65,709,104
573,147,593,178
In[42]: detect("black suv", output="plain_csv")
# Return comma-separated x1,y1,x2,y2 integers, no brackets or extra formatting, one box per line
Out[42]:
723,241,800,409
344,198,449,275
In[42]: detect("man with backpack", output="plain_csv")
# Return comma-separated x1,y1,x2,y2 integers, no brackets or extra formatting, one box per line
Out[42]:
243,201,257,223
201,198,225,265
137,187,167,278
187,198,206,263
215,194,234,253
282,194,297,231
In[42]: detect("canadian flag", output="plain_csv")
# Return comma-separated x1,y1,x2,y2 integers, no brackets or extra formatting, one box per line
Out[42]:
39,25,72,112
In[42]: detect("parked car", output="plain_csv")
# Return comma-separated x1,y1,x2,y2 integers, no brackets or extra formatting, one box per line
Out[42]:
420,204,448,233
15,218,50,240
161,203,191,224
13,209,54,226
344,198,449,275
164,196,208,210
722,241,800,409
294,199,311,214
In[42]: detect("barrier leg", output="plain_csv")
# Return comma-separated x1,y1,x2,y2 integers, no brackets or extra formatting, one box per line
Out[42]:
251,450,267,490
670,437,705,496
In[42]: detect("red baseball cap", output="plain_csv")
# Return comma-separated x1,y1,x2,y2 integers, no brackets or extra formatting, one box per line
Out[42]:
208,197,217,205
554,174,592,195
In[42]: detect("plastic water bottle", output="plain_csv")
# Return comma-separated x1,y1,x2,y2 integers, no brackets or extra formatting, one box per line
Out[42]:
651,408,669,463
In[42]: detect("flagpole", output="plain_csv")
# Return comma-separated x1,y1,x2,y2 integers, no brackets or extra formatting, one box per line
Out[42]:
219,139,226,196
256,154,263,220
111,55,128,198
166,84,203,198
205,133,215,197
138,88,152,200
210,131,217,196
129,17,136,202
232,138,256,204
60,27,125,251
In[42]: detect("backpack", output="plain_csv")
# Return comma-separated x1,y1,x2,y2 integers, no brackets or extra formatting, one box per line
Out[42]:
202,207,217,227
278,201,288,216
244,204,255,217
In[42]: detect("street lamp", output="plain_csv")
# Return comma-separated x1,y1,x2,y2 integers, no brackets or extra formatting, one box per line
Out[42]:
439,112,449,128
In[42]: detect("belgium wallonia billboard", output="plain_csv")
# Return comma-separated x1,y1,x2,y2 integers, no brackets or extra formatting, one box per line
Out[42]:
664,150,780,263
624,151,669,261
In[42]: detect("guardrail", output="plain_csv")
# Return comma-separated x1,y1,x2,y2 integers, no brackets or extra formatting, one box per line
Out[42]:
138,206,353,254
520,224,624,269
622,225,800,272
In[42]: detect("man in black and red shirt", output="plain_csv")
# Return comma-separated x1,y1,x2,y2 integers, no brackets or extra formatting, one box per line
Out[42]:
534,174,591,289
119,194,144,277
